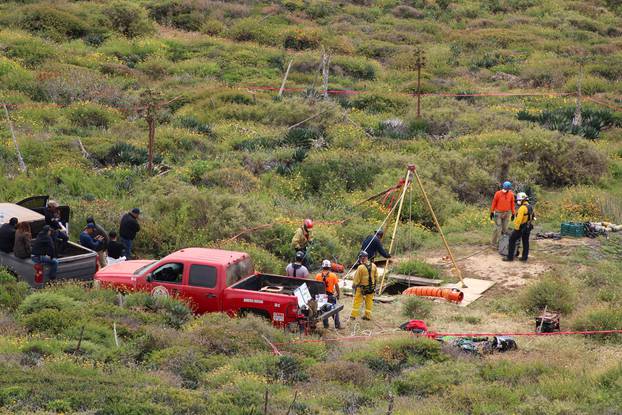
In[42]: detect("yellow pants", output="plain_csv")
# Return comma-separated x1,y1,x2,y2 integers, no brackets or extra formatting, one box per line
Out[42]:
351,288,374,319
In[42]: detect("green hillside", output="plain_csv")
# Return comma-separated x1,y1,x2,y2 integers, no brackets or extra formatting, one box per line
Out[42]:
1,0,622,414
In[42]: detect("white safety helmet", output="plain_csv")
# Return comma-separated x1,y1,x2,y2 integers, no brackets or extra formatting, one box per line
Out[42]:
516,192,528,202
321,259,331,269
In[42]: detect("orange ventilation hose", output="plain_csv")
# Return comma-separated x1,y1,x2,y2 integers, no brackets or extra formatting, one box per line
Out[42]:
403,287,464,303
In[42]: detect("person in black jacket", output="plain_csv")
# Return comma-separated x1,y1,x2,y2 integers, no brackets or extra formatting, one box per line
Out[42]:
31,225,58,281
119,208,141,259
106,231,125,261
360,229,391,262
0,217,18,253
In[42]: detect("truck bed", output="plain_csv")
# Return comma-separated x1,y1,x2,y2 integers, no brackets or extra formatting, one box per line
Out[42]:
0,241,97,287
231,273,326,297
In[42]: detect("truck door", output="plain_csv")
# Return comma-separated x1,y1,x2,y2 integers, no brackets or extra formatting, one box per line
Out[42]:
147,262,185,299
182,264,220,313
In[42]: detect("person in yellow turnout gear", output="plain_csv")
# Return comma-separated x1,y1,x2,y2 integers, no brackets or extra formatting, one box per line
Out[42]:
350,250,377,321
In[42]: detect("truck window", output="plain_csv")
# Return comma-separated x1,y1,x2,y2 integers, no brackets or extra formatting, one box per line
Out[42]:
189,264,217,288
226,257,254,287
151,263,184,284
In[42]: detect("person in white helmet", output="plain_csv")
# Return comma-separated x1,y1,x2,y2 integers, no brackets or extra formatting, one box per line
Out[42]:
503,192,534,262
315,260,341,329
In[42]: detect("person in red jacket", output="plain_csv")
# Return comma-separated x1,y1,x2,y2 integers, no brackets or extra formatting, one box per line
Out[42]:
490,181,516,247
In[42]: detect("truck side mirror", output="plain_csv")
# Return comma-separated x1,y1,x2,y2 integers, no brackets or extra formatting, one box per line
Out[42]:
146,274,153,283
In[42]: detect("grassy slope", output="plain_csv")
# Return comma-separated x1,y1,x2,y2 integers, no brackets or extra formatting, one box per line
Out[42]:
0,0,622,413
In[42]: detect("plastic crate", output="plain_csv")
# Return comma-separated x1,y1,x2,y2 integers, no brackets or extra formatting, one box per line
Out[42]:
560,222,586,237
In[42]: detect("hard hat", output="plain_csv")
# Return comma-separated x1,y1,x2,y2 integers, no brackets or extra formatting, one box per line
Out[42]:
321,260,331,269
303,218,313,229
295,251,305,261
359,250,368,258
502,181,512,190
516,192,528,202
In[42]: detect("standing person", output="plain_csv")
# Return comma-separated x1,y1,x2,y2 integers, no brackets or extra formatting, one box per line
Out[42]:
119,208,141,259
350,251,377,321
106,231,126,264
360,229,391,262
31,225,58,281
291,219,313,267
285,251,309,278
13,222,32,259
0,217,18,253
315,260,341,329
86,217,109,267
50,221,68,256
490,181,516,247
79,223,104,252
503,192,534,262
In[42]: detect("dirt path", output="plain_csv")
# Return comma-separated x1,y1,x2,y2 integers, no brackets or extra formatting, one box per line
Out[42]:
424,237,600,289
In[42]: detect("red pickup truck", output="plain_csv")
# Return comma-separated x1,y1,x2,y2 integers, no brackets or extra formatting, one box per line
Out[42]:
94,248,342,328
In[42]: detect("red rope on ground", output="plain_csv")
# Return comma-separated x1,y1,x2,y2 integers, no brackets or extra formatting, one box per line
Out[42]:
271,329,622,349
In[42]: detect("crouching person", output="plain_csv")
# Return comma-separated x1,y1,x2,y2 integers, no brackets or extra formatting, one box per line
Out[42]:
315,260,342,329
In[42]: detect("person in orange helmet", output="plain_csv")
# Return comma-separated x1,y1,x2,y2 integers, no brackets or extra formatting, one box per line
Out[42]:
291,218,313,267
490,181,516,247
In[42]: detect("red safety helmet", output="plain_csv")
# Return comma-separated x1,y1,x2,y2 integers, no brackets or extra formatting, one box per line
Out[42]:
303,218,314,229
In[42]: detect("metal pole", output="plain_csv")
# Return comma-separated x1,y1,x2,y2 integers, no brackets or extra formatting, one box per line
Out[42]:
416,65,421,118
412,166,465,288
2,103,27,173
379,166,413,293
278,59,293,98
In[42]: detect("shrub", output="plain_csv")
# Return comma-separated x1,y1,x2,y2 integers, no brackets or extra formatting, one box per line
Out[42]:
267,355,309,384
394,259,440,279
283,28,321,50
68,103,119,129
573,307,622,343
99,142,162,166
201,19,224,35
18,292,78,315
201,167,259,193
17,5,90,41
401,296,433,319
0,280,29,310
227,18,273,44
520,276,576,314
22,308,72,334
394,361,474,396
298,150,382,194
346,337,445,375
309,361,375,387
176,116,213,136
103,1,154,38
347,94,409,114
392,5,424,19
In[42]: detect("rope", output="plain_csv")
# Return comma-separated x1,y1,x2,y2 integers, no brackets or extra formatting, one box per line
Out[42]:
271,328,622,350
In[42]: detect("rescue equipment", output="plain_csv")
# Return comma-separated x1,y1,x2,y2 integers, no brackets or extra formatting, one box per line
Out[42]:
403,286,464,303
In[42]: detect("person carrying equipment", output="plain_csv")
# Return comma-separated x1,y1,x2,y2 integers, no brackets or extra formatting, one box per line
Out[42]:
286,251,310,278
315,259,342,329
503,192,534,262
350,251,377,321
360,229,391,262
291,219,313,267
490,181,516,247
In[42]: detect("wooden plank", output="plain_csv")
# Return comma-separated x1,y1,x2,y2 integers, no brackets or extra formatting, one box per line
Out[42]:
387,274,442,286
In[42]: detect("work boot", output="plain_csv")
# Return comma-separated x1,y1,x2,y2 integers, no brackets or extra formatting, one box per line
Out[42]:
362,316,371,321
519,257,528,262
349,316,356,321
502,257,513,262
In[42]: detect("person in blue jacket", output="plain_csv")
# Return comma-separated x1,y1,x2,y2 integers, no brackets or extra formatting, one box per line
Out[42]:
79,223,104,251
